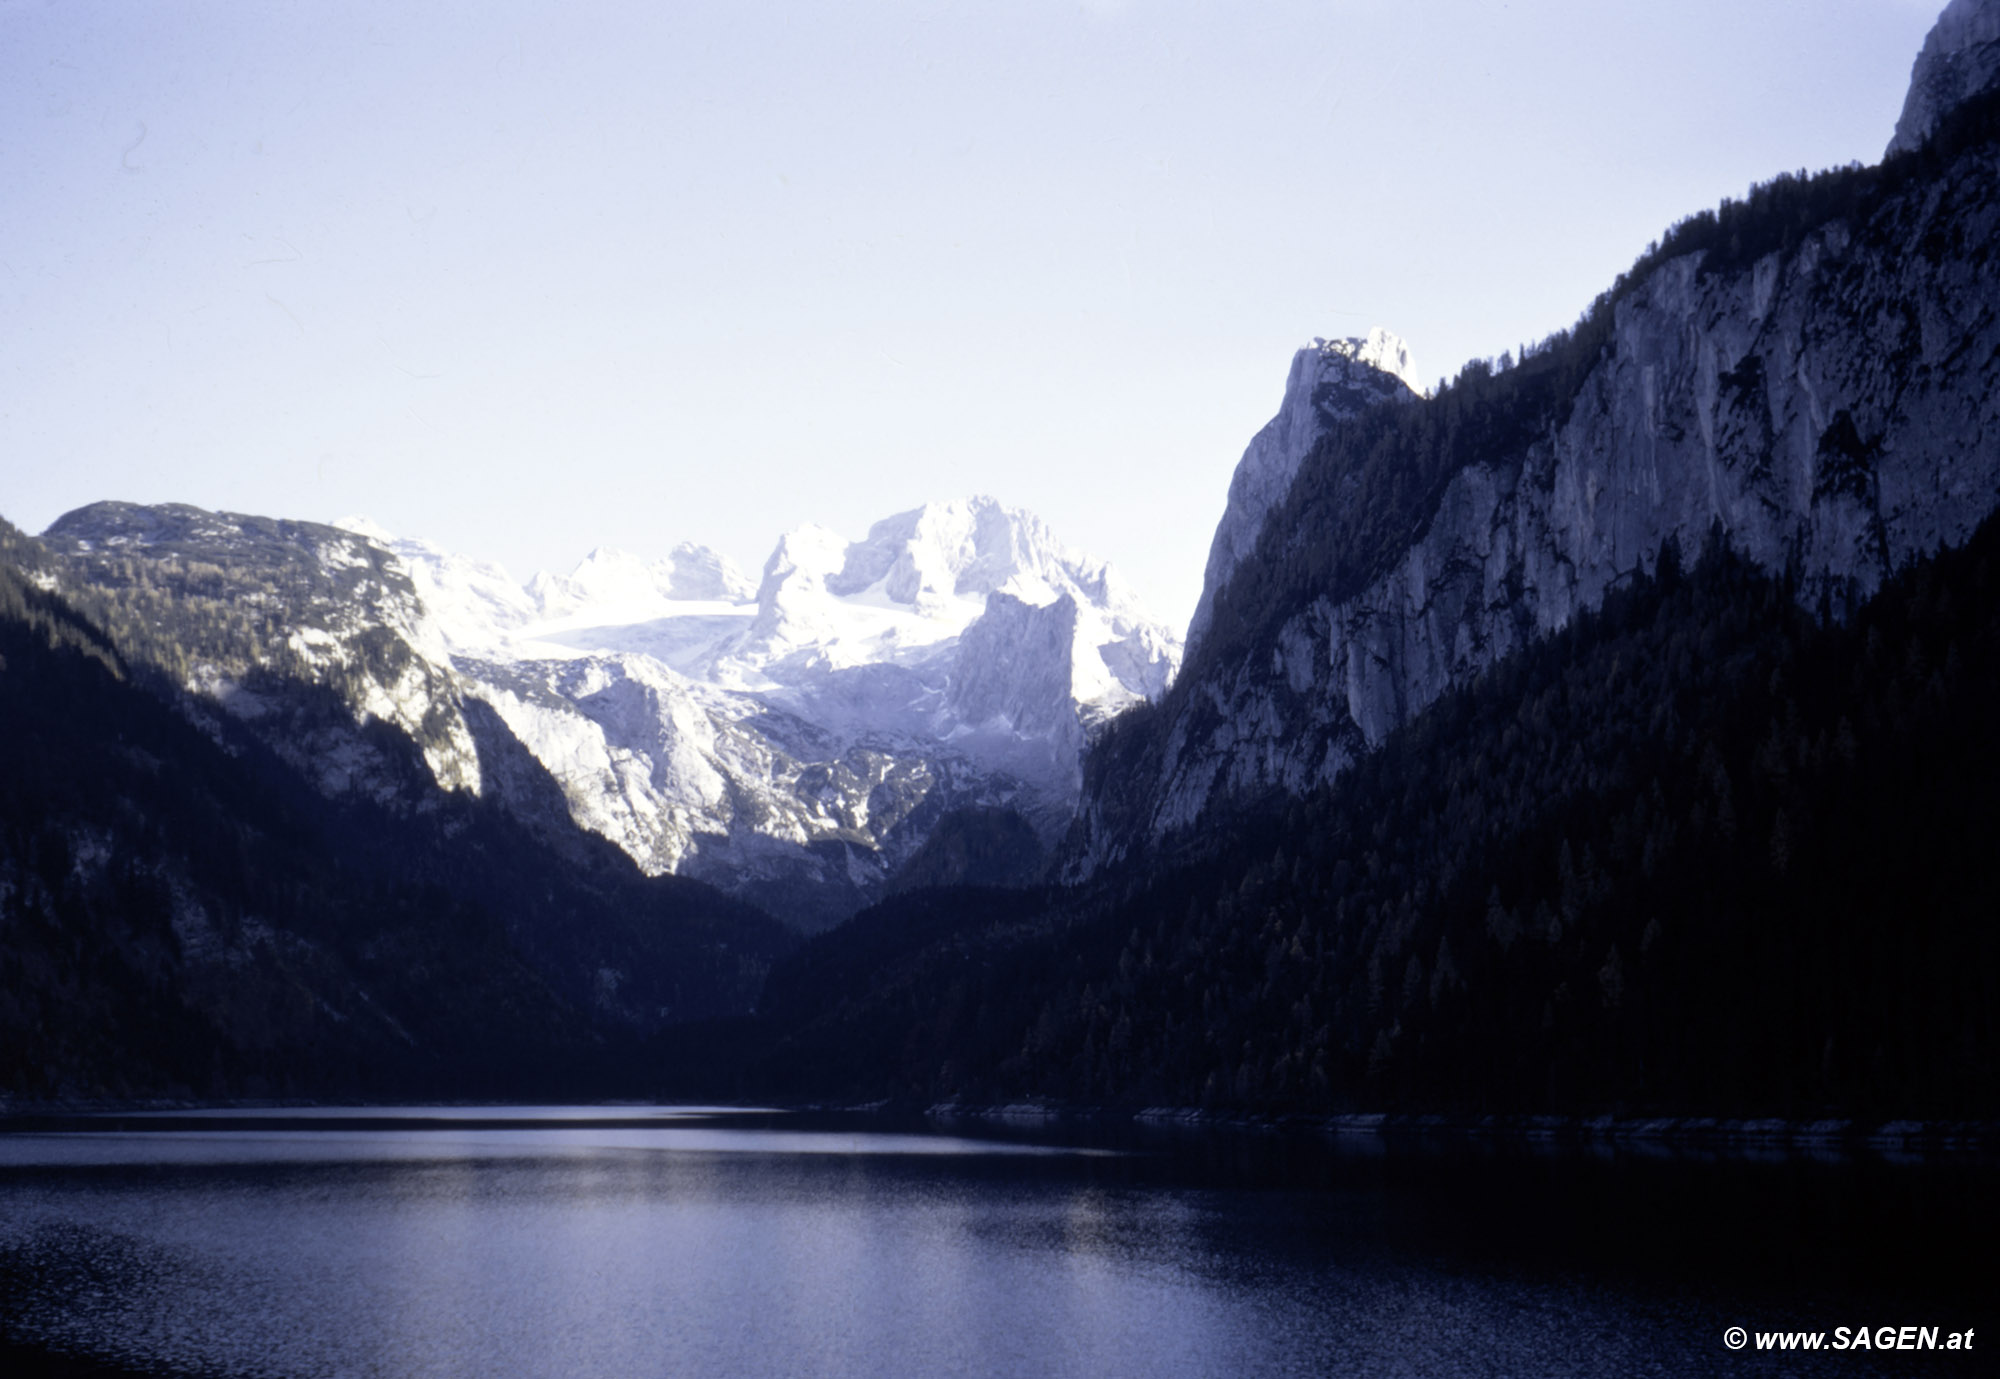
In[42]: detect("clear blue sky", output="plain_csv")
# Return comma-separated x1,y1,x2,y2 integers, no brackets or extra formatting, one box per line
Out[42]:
0,0,1944,633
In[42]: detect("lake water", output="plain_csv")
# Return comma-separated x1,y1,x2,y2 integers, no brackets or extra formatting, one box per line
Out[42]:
0,1107,1989,1378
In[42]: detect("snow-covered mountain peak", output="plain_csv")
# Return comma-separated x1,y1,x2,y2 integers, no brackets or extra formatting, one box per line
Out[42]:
575,544,652,581
758,524,850,595
823,496,1072,609
748,524,864,652
731,496,1178,697
535,545,661,617
330,514,396,545
332,518,535,657
521,541,755,638
830,501,985,612
666,541,755,602
826,496,1155,622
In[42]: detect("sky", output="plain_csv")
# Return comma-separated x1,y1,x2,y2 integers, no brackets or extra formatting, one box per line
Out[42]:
0,0,1947,635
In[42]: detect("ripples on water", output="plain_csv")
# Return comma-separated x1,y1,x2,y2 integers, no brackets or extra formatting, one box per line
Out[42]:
0,1107,1988,1378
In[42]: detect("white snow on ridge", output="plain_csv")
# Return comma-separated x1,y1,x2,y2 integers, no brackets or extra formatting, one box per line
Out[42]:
352,496,1177,713
339,497,1180,922
334,516,537,659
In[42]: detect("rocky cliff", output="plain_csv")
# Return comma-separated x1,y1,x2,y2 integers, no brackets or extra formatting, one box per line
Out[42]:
1069,4,2000,875
1890,0,2000,157
1184,329,1419,653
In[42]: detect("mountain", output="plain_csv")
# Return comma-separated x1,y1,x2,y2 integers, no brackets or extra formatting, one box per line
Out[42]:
1066,4,2000,879
16,2,1996,1120
375,496,1174,928
32,496,1178,930
0,518,790,1101
742,1,2000,1117
755,518,2000,1114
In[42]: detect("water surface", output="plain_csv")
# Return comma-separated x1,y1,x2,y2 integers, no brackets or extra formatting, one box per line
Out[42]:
0,1107,1987,1377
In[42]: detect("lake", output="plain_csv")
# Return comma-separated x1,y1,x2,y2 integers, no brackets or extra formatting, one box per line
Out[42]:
0,1107,1989,1377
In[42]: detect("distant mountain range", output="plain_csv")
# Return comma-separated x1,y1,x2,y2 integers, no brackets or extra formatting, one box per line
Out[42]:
30,497,1177,931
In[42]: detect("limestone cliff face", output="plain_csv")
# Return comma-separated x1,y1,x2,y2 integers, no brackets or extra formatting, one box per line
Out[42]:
1890,0,2000,157
1069,42,2000,875
946,591,1085,799
1185,330,1419,652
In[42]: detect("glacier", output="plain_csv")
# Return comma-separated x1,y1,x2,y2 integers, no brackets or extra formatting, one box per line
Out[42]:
334,495,1180,927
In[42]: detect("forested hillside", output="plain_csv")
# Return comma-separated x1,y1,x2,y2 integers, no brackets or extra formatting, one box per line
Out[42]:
0,520,791,1100
753,514,2000,1117
743,95,2000,1118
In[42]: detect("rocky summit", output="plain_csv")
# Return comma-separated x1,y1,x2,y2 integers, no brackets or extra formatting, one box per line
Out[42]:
1184,329,1420,653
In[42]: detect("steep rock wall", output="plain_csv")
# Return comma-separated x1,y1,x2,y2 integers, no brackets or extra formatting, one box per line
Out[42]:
1070,134,2000,874
1185,330,1419,652
1891,0,2000,157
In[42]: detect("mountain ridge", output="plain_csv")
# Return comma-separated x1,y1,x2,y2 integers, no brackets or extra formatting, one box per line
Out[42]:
28,494,1179,930
1185,328,1420,653
1066,41,2000,880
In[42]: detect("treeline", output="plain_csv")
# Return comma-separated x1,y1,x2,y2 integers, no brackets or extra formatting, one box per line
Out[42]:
754,515,2000,1117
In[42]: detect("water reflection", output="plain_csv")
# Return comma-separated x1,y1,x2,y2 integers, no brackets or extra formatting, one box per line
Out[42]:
0,1124,1102,1169
0,1108,1987,1378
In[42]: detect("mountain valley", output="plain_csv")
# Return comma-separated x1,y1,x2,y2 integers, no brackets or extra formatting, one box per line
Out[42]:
4,0,2000,1122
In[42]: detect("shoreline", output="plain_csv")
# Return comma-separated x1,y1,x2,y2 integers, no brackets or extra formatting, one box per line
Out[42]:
0,1096,1994,1159
920,1102,2000,1157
